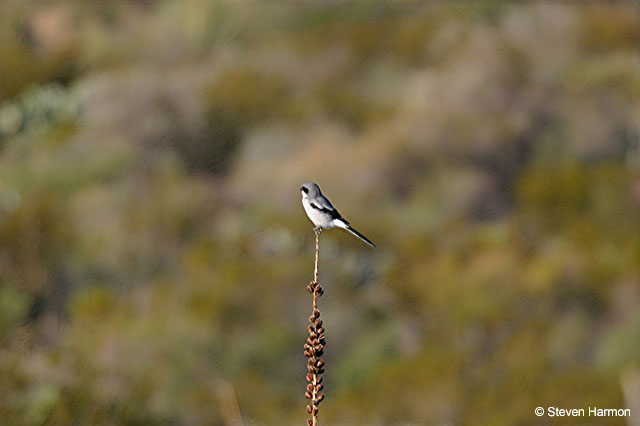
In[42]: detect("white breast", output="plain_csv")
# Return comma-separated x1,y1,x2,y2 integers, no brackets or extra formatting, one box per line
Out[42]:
302,197,336,229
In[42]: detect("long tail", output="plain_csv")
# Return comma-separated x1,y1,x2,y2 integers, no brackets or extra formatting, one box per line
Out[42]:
341,223,375,247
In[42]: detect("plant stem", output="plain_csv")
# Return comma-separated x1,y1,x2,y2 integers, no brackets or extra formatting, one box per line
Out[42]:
305,229,325,426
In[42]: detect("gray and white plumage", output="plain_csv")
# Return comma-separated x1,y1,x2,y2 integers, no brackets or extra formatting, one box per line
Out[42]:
300,182,375,247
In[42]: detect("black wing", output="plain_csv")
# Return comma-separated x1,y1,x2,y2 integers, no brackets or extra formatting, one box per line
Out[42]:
309,201,346,223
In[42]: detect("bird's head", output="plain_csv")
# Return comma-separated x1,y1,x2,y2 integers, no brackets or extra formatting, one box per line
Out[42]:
300,182,321,199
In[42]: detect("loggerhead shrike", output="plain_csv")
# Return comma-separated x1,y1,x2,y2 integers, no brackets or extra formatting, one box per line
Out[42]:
300,182,375,247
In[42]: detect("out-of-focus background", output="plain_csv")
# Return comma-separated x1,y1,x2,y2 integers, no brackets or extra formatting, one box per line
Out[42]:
1,1,639,425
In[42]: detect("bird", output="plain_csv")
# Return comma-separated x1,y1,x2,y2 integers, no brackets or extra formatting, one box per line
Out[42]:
300,182,375,247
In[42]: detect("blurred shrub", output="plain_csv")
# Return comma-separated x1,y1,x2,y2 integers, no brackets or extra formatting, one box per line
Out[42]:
597,312,640,371
0,192,72,311
0,283,31,339
0,12,79,103
0,84,79,138
289,4,438,66
199,66,294,174
0,41,77,103
311,83,393,130
515,163,633,233
580,5,640,52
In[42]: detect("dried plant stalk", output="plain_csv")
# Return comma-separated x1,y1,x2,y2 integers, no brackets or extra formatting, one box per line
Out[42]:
304,229,325,426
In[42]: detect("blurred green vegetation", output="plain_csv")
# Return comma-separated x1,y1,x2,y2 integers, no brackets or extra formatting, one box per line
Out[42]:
1,1,640,425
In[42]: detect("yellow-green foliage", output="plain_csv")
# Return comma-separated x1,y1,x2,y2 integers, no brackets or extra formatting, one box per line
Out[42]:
0,2,638,425
198,66,295,173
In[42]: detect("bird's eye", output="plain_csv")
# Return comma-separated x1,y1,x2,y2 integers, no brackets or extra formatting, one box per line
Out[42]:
301,186,309,194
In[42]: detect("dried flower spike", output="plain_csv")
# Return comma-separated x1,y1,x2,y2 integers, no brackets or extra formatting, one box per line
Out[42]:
304,228,326,426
